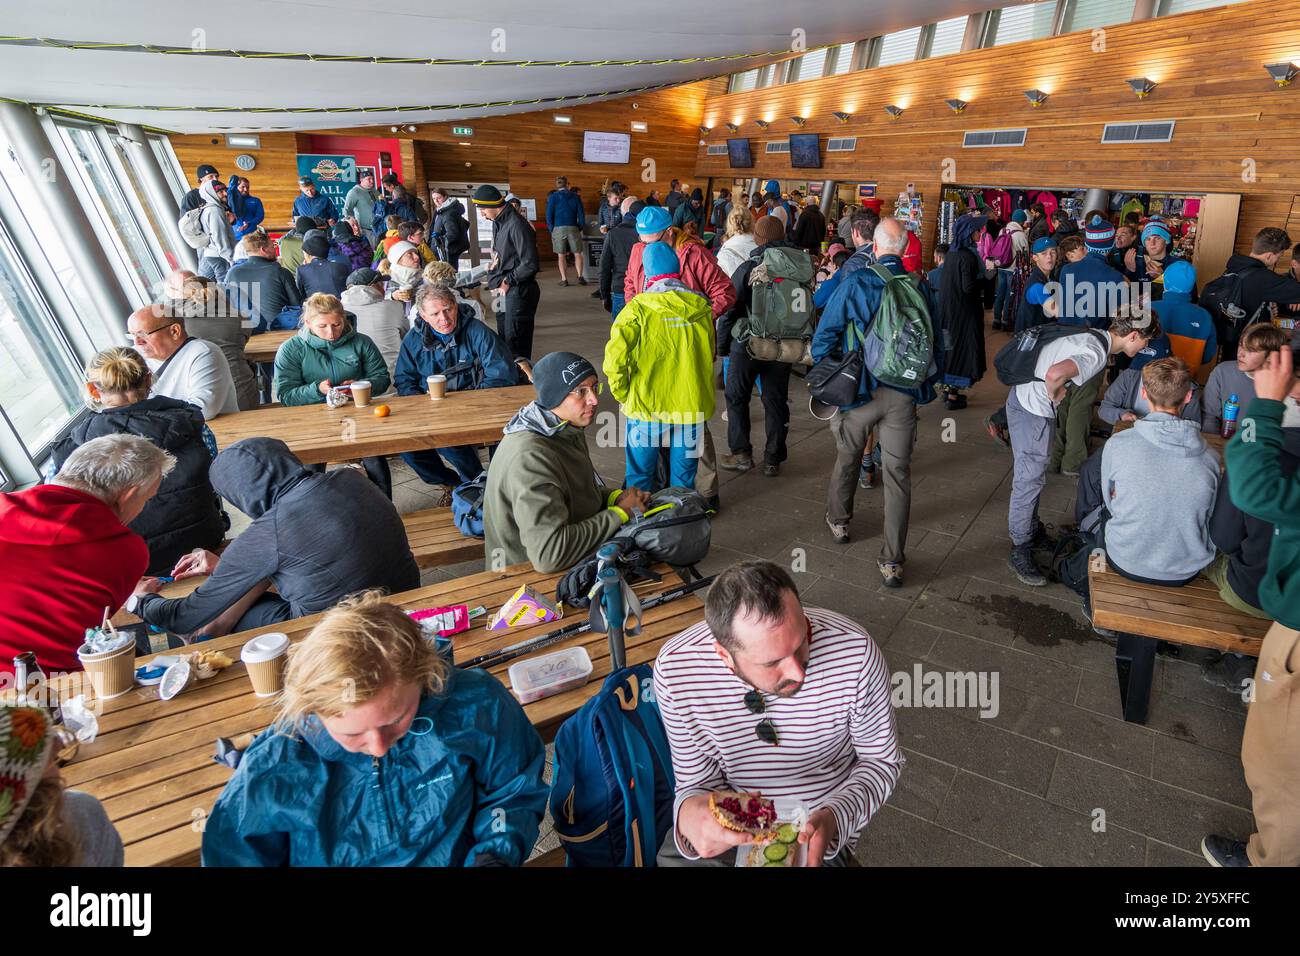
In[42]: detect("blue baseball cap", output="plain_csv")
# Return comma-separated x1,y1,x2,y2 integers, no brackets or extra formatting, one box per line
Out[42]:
1031,236,1058,255
635,205,672,236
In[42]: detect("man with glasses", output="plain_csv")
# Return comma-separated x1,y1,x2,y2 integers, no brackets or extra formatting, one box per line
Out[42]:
482,351,648,573
127,304,239,419
654,560,901,867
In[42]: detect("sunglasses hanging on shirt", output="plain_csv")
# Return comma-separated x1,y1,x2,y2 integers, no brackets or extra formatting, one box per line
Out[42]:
743,689,779,746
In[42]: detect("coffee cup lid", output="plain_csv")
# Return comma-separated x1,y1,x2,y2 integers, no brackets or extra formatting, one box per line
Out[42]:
241,631,290,664
351,380,371,387
427,374,446,381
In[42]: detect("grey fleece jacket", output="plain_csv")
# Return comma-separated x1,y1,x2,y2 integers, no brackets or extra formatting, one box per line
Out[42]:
138,437,419,632
1098,368,1201,426
1200,361,1255,436
198,179,236,262
482,402,624,573
1099,412,1219,581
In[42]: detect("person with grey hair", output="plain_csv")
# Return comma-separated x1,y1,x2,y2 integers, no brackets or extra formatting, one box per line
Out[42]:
811,217,941,589
393,281,516,497
0,434,172,672
653,560,901,866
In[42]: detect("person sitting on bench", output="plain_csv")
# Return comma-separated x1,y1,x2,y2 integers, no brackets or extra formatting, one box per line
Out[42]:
201,590,547,866
129,437,419,637
1064,357,1219,631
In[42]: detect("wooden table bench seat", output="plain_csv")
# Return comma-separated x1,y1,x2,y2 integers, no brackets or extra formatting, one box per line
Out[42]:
1087,552,1270,723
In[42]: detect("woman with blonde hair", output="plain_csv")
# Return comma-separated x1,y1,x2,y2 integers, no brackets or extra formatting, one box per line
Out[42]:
49,345,226,575
715,204,758,278
201,591,548,866
0,704,123,867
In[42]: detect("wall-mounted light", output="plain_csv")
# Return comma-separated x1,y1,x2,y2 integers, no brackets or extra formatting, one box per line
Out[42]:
884,105,904,119
698,124,712,135
631,120,648,132
725,122,739,133
553,114,572,124
1126,77,1157,98
754,119,770,129
945,99,968,114
831,111,852,124
390,126,399,132
224,133,261,149
1264,62,1300,86
457,142,472,147
406,125,418,133
1023,89,1049,107
789,116,806,127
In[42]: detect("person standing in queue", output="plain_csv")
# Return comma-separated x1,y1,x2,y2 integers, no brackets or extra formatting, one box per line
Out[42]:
475,185,539,381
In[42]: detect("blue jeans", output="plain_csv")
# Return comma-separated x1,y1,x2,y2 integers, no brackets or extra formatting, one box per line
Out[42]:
198,255,229,283
610,293,625,319
401,445,484,487
993,269,1013,328
624,418,701,492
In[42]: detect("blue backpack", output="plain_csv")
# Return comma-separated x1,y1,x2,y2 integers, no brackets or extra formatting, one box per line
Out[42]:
450,474,486,538
549,665,676,867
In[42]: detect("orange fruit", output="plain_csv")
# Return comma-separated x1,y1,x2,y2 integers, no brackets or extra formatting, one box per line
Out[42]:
373,404,391,418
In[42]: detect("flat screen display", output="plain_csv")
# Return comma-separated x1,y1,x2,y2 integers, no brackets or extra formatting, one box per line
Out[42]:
727,138,754,168
582,131,631,164
789,133,821,168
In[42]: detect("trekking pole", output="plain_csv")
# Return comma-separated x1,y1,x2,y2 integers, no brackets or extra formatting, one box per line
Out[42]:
598,565,627,671
464,575,714,671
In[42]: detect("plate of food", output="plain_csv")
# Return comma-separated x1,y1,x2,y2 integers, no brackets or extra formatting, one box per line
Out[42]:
711,792,807,868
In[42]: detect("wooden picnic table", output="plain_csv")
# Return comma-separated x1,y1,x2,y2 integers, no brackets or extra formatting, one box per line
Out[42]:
243,329,295,365
1111,418,1227,453
63,561,703,867
208,384,532,465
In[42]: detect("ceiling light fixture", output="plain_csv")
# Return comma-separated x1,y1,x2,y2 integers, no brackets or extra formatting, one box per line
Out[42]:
553,114,572,124
789,116,806,127
1264,61,1300,86
945,98,968,114
1023,89,1049,107
884,105,904,119
831,111,851,123
631,120,648,132
1126,77,1157,99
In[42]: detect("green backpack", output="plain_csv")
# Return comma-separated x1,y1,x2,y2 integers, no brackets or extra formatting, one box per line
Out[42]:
738,246,816,348
860,264,935,389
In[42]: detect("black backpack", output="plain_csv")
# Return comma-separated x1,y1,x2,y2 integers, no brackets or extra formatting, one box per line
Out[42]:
1200,269,1267,337
994,324,1108,386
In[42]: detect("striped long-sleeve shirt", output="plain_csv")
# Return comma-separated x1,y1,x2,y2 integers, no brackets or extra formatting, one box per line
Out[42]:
653,607,902,861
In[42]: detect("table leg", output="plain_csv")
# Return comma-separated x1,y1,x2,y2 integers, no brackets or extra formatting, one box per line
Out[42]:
1115,633,1157,724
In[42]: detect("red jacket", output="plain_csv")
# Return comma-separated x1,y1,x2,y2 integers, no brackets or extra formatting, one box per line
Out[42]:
903,231,923,274
624,241,737,317
0,485,149,673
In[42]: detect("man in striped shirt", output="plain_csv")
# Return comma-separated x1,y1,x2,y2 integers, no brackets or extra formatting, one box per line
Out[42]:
654,560,901,866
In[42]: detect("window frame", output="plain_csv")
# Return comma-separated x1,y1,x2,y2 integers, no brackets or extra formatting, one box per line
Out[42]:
1060,0,1139,33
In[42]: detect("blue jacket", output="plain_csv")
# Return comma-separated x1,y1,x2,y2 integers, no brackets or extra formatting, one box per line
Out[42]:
226,176,266,239
200,669,548,866
1152,291,1217,374
1130,332,1173,372
394,305,517,396
292,192,338,223
1056,255,1128,328
545,189,585,231
813,270,843,310
811,254,941,411
296,257,351,299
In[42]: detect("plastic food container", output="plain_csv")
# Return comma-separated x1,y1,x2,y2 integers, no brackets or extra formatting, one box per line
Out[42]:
508,647,593,704
734,797,809,868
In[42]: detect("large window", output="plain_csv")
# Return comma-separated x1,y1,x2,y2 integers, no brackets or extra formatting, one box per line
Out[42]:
1157,0,1246,12
986,2,1060,46
149,133,187,205
875,27,924,66
787,47,829,83
826,43,857,76
1063,0,1136,31
926,16,970,58
728,69,760,93
51,121,165,303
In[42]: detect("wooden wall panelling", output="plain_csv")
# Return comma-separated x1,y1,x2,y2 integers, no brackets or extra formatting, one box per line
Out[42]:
168,131,303,229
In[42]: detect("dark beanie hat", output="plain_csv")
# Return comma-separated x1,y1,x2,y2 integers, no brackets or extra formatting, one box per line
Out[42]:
332,222,355,241
691,187,703,202
347,267,383,287
197,164,218,179
472,184,505,208
532,352,597,409
294,215,316,235
303,235,330,258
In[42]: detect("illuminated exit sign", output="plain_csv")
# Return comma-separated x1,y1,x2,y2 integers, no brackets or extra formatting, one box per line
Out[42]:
452,126,474,136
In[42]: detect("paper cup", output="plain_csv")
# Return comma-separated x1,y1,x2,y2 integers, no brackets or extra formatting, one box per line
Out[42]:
427,375,447,400
240,632,291,698
77,640,136,700
350,380,372,407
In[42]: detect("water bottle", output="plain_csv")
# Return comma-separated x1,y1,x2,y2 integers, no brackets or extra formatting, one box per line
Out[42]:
1222,394,1240,439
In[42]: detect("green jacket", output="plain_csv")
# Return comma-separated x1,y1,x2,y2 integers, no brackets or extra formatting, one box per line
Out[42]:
603,278,716,424
273,323,391,407
1225,398,1300,629
483,402,627,573
277,234,305,277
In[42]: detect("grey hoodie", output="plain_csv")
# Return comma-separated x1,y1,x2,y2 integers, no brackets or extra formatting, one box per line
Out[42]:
1100,412,1219,581
1098,368,1201,426
138,437,420,633
340,284,409,380
198,179,235,262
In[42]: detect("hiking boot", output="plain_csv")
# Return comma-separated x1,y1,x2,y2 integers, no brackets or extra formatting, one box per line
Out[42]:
1008,545,1046,586
1081,599,1117,639
557,279,569,287
1201,834,1250,868
577,276,588,285
589,290,601,299
762,463,779,478
858,464,876,489
1201,653,1257,693
430,485,453,508
984,416,1010,448
720,453,754,472
826,516,850,544
878,561,903,588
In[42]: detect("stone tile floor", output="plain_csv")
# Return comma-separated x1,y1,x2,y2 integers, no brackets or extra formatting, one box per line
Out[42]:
254,278,1253,865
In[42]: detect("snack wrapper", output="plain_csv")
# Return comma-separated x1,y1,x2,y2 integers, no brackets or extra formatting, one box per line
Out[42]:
489,585,560,631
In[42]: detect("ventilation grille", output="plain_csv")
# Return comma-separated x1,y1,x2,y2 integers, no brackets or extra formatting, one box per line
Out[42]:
765,141,791,154
826,137,858,152
1100,120,1176,144
705,143,727,155
962,128,1028,148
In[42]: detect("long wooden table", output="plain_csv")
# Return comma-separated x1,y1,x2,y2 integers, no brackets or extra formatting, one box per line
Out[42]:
243,330,295,364
64,562,704,867
208,384,532,465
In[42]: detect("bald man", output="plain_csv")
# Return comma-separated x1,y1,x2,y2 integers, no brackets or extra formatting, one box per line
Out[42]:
126,302,240,419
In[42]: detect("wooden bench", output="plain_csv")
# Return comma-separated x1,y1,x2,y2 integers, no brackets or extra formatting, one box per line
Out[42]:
1087,552,1270,723
114,508,482,626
